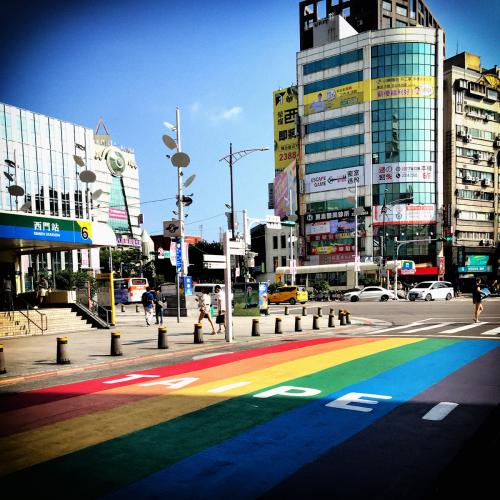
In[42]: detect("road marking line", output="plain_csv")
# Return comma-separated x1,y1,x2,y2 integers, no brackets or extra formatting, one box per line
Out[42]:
422,402,458,421
481,326,500,336
440,323,488,334
400,323,453,334
369,321,424,334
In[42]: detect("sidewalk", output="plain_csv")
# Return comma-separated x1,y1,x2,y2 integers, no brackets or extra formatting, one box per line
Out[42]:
0,305,383,386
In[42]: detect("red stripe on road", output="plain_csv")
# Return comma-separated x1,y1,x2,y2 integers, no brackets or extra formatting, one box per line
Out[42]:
0,337,344,412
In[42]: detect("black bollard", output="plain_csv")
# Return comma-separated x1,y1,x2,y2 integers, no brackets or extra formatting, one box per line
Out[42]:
0,344,6,374
328,313,335,328
194,323,204,344
275,317,283,334
345,310,351,324
158,327,168,349
313,315,320,330
284,306,289,316
302,306,307,317
329,307,335,316
57,337,71,365
111,331,123,356
136,304,140,313
295,316,302,332
251,318,260,336
339,310,346,326
121,303,125,312
317,306,323,317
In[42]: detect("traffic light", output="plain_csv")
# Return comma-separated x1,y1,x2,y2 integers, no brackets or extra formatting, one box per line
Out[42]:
437,235,454,242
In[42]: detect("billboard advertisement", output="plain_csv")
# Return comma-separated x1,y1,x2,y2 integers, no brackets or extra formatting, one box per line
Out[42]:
273,87,299,171
273,161,297,218
373,162,435,184
306,166,364,194
303,76,436,116
372,204,436,225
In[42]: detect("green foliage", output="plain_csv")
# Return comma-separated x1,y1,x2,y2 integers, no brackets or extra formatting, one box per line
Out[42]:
268,282,279,294
315,280,330,292
54,270,97,297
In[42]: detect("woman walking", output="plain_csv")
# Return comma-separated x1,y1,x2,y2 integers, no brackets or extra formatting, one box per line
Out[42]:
472,278,484,323
197,287,216,334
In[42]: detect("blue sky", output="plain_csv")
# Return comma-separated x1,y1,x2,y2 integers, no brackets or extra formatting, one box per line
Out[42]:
1,0,498,242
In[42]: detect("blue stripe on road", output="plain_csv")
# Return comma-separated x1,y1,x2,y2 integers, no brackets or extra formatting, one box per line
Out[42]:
108,340,498,500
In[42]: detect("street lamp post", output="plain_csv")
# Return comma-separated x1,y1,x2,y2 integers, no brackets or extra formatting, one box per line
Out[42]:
163,108,192,323
219,144,269,240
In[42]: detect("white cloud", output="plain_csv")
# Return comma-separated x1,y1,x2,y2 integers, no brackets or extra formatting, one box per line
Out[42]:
190,101,200,113
210,106,243,122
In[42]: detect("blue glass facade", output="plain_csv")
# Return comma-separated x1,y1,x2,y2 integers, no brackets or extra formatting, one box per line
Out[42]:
303,49,363,75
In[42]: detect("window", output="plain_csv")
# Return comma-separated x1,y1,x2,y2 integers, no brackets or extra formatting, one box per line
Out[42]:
281,256,287,267
305,113,363,134
382,1,392,11
305,155,364,174
396,20,408,27
273,256,279,271
304,70,364,95
303,49,363,75
382,15,392,28
396,4,408,16
281,235,287,248
342,7,350,17
273,236,278,249
305,134,364,154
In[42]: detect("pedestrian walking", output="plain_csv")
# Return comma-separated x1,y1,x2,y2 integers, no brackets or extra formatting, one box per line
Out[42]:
36,276,49,308
197,288,216,334
472,278,484,323
141,287,154,326
214,285,226,334
154,287,165,325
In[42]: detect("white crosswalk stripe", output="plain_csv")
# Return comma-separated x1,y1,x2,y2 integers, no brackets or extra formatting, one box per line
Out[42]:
439,323,488,334
481,326,500,336
399,323,453,334
368,321,424,334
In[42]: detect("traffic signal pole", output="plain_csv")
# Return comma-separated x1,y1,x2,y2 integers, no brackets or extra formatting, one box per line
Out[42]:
393,236,453,300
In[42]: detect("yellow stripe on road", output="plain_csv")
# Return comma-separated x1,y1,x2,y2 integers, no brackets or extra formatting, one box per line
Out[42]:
0,337,423,476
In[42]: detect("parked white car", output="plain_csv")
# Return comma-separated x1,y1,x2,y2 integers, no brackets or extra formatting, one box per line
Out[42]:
343,286,395,302
407,281,454,301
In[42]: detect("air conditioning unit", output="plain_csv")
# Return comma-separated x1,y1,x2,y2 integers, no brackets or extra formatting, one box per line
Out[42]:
488,239,495,246
494,138,500,148
487,155,495,164
482,179,492,187
464,174,473,182
471,177,479,183
457,129,465,138
464,134,472,142
472,153,480,160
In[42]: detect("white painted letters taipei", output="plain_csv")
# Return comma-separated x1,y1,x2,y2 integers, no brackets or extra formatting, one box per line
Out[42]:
326,392,392,412
253,386,322,398
140,377,199,389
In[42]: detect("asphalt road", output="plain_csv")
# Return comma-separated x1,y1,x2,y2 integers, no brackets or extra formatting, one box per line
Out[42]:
271,296,500,327
1,332,499,499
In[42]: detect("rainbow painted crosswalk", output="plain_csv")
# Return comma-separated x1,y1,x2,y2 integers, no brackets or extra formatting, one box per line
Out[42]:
1,337,499,498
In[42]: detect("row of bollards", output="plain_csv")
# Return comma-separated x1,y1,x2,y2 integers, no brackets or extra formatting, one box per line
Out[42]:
51,328,171,366
253,308,350,336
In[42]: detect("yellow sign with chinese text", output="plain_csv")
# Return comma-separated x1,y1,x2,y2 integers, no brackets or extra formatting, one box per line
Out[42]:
273,87,299,171
303,75,436,116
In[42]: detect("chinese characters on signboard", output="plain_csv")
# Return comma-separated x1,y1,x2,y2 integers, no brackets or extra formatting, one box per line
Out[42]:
273,87,299,171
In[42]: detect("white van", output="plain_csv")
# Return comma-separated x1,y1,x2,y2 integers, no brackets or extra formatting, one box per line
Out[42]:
193,283,225,307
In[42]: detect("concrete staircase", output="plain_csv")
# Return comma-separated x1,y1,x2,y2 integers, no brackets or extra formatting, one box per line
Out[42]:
0,307,95,337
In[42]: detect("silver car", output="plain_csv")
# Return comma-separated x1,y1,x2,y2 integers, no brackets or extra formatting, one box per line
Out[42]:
343,286,396,302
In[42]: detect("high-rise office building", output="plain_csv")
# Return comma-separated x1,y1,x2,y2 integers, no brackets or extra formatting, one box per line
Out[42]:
296,13,445,281
299,0,443,51
443,52,500,288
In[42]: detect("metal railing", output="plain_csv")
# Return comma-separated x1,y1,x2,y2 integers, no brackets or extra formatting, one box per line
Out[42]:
15,296,48,335
88,297,112,326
